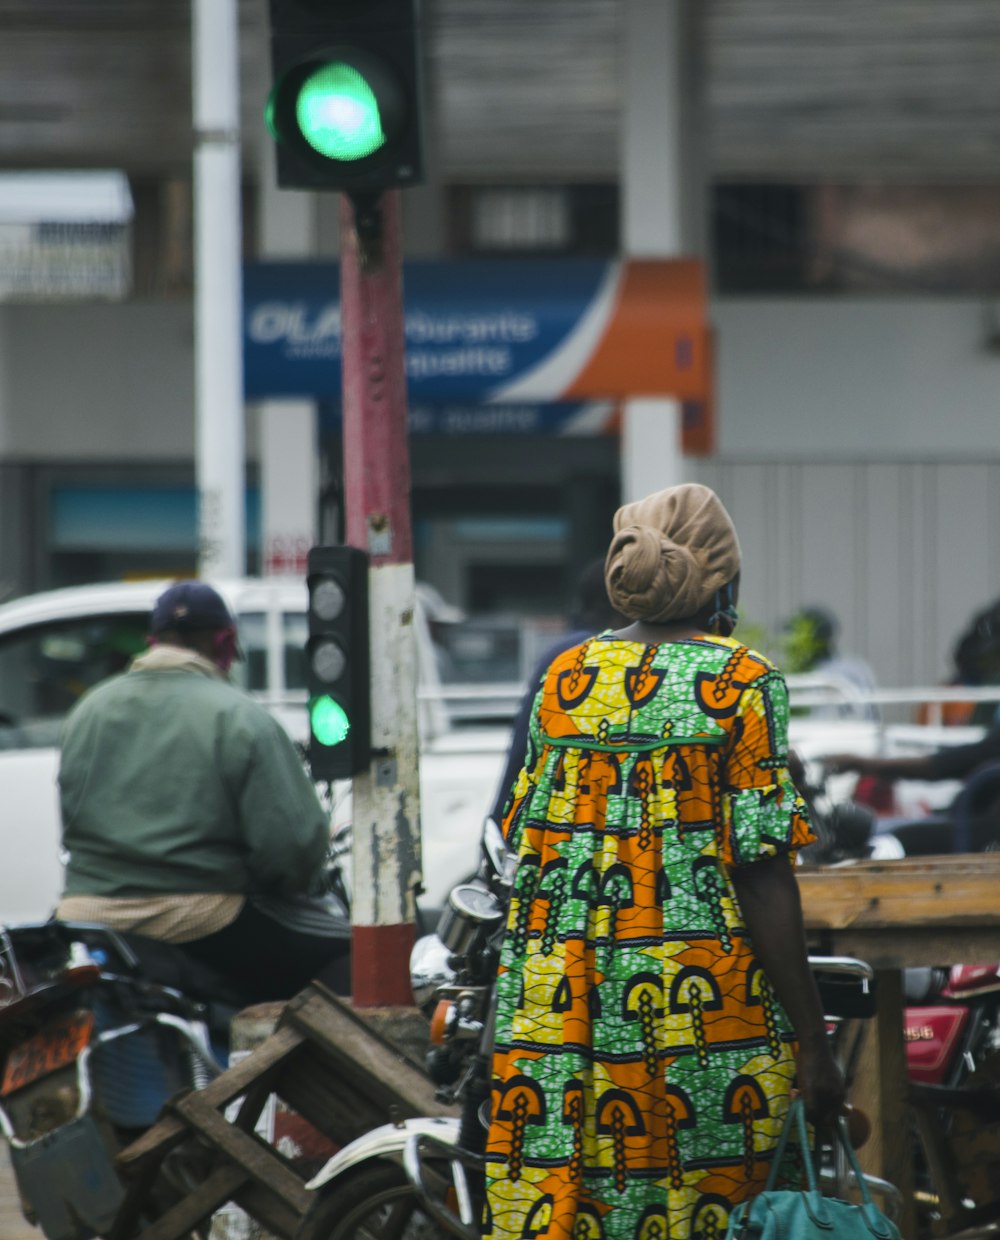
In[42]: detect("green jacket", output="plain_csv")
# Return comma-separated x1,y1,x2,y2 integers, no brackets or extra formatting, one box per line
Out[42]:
59,649,329,898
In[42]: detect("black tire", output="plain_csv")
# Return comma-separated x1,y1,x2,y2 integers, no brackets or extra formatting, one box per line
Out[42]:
296,1159,454,1240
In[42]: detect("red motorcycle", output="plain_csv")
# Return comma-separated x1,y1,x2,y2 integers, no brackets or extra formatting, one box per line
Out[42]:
905,962,1000,1089
901,961,1000,1236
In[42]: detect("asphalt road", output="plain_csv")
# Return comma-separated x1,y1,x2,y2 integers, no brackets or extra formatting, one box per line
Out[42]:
0,1144,40,1239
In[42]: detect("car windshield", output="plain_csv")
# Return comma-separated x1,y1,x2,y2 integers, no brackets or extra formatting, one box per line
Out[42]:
0,613,149,749
0,606,282,750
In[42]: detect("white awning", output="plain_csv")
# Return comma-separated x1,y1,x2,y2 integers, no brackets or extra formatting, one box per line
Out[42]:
0,171,133,225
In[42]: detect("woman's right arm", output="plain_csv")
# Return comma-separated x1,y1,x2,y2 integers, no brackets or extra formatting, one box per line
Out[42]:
730,854,845,1128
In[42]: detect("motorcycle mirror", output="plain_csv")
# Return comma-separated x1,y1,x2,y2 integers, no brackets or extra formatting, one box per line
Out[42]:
481,817,516,886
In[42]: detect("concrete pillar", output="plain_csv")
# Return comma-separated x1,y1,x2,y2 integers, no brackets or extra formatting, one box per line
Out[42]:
620,0,706,503
192,0,246,578
256,71,319,574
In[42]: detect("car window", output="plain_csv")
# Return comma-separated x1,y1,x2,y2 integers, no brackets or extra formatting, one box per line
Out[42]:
233,611,267,693
0,613,149,750
283,610,308,691
438,619,522,683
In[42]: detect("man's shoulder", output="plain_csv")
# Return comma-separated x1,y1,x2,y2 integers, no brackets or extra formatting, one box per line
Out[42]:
121,666,274,725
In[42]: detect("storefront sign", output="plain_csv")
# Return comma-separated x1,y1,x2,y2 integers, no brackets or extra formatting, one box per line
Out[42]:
244,258,709,404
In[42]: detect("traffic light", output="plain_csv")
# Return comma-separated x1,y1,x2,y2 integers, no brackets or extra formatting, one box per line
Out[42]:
265,0,424,192
306,544,371,781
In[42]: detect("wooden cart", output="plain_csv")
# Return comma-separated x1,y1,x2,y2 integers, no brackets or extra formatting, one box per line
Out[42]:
109,984,454,1240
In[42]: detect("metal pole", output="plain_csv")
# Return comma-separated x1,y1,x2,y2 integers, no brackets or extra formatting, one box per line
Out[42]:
341,189,421,1007
192,0,246,579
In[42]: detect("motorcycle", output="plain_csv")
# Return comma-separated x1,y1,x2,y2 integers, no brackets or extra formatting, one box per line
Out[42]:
902,961,1000,1235
0,783,353,1240
0,917,250,1240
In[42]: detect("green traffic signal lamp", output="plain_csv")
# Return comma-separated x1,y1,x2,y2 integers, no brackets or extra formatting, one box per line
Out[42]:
310,694,351,748
296,61,387,161
266,0,423,192
305,546,370,781
266,49,407,173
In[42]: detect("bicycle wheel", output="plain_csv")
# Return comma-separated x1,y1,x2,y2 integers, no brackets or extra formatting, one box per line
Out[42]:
297,1159,454,1240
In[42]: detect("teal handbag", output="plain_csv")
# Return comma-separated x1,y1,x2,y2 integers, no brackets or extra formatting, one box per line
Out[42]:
725,1097,901,1240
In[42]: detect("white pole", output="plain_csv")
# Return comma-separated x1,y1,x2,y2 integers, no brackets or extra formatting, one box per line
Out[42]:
192,0,246,579
257,130,319,576
620,0,696,502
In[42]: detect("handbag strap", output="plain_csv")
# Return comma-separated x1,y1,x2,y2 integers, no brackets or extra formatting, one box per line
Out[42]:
833,1114,882,1212
763,1097,817,1194
763,1097,893,1236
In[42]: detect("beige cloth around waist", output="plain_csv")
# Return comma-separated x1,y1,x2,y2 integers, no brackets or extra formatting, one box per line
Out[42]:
56,892,245,943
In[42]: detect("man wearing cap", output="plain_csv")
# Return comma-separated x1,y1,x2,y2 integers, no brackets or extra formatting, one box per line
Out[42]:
56,580,350,1003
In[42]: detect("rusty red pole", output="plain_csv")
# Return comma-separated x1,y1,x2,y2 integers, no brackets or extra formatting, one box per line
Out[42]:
340,189,421,1007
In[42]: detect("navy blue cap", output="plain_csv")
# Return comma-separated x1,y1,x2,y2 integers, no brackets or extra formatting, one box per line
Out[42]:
151,581,235,634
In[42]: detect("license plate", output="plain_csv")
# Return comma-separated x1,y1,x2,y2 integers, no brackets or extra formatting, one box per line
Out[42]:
1,1011,94,1095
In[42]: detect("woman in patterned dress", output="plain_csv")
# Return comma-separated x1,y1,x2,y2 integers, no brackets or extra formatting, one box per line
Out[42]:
484,484,845,1240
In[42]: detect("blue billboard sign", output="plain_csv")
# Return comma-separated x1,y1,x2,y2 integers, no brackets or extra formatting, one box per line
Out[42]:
243,258,708,405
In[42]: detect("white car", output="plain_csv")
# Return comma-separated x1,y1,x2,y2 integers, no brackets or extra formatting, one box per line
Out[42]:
0,577,509,927
0,578,977,928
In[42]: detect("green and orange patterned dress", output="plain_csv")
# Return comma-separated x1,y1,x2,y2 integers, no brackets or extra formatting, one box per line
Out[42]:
484,633,815,1240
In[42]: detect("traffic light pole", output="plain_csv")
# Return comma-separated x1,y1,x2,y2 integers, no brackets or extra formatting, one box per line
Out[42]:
340,188,422,1007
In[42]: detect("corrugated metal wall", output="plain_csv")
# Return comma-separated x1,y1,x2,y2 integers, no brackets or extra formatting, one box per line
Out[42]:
692,459,1000,689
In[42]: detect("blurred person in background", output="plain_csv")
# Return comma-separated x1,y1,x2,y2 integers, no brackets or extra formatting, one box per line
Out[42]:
917,594,1000,727
826,720,1000,853
783,605,880,721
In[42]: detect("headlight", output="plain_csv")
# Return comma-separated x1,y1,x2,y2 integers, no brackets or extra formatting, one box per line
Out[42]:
409,934,455,1013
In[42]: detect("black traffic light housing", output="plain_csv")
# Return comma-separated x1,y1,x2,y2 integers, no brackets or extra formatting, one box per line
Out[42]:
266,0,424,192
306,544,371,781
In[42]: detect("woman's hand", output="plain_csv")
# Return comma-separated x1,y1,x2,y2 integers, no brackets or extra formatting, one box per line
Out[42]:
795,1031,847,1130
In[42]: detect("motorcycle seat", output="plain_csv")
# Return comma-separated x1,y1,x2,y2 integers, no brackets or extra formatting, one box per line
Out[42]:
113,929,253,1011
56,920,253,1012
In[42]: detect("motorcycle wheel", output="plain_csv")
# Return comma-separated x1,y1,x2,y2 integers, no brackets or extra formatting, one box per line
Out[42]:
296,1159,456,1240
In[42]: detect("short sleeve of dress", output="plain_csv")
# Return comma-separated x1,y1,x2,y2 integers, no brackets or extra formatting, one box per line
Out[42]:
501,682,546,854
719,670,815,867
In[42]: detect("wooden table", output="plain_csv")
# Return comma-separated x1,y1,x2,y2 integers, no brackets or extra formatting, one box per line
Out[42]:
798,854,1000,1240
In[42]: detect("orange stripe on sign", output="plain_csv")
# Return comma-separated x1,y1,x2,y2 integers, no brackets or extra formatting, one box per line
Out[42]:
564,259,709,401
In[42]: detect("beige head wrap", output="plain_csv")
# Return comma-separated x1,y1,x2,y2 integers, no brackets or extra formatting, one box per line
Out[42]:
604,484,741,623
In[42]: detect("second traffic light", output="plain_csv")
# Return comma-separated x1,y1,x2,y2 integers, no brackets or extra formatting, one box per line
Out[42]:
265,0,424,192
306,545,370,781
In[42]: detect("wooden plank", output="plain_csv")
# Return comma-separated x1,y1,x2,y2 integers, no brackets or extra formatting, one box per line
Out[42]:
173,1094,312,1215
798,856,1000,932
116,1024,305,1175
127,1165,248,1240
229,1179,304,1240
275,1049,394,1140
281,988,446,1117
107,1159,168,1240
810,927,1000,972
801,854,1000,875
847,968,916,1240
